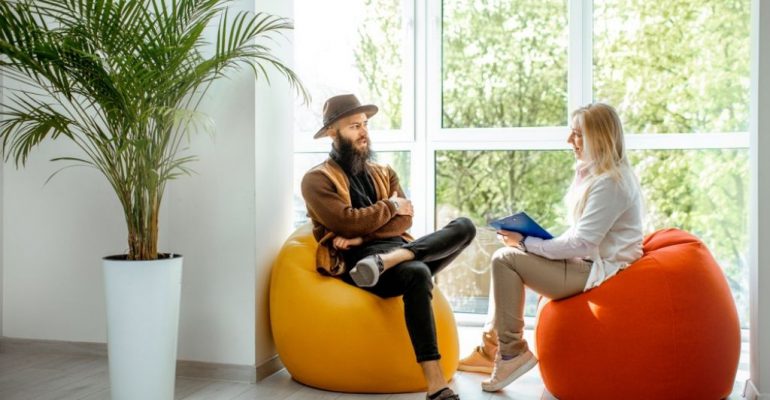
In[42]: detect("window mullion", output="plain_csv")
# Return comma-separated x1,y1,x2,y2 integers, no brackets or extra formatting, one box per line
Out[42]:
582,0,594,105
421,0,442,235
569,0,593,111
568,0,583,114
402,0,416,143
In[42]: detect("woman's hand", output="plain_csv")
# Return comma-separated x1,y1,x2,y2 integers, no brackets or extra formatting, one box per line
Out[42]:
333,236,363,250
496,230,524,248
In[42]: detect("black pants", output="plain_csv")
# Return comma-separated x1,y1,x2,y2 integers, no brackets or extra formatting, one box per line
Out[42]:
342,217,476,362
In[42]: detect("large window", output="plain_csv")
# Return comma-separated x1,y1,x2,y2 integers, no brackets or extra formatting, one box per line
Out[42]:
293,0,751,327
293,0,411,140
594,0,749,134
442,0,568,128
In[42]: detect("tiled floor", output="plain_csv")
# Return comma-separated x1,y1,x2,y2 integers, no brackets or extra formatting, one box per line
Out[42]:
0,326,751,399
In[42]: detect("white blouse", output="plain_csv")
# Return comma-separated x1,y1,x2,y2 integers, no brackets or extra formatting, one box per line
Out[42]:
523,164,644,290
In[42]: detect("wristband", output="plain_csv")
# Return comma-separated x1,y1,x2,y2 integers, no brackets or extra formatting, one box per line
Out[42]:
518,236,528,252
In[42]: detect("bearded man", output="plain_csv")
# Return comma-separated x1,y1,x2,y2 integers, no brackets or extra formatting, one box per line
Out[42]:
300,94,476,400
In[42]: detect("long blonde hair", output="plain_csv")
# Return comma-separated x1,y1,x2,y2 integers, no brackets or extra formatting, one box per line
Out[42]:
567,103,633,222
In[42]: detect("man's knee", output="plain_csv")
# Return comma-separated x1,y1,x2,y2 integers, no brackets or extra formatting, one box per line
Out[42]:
403,263,433,291
451,217,476,241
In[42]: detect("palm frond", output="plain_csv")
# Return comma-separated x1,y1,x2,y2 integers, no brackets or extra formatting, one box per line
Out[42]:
0,0,308,259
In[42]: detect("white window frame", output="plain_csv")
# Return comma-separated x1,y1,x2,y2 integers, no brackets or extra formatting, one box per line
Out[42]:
293,0,416,152
418,0,749,237
293,0,751,240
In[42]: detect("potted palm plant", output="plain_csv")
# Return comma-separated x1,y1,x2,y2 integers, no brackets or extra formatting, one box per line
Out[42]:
0,0,307,399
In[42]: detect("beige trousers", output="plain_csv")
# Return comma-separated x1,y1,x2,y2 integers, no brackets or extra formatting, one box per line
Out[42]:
481,247,591,357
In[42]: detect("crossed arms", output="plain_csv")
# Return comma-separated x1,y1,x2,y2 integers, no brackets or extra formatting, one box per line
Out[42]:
301,165,413,247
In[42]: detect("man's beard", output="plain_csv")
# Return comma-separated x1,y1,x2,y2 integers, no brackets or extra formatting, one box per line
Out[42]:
333,133,373,175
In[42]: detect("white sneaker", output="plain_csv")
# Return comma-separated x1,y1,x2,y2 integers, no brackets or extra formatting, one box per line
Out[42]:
481,350,538,392
349,254,384,287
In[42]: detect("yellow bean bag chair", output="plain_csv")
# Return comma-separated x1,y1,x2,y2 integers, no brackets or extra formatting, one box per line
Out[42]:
269,224,459,393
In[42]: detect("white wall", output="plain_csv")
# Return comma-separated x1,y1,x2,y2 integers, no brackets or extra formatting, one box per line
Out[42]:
166,0,258,365
2,140,128,342
0,72,4,336
0,0,295,368
162,0,295,367
252,0,295,369
165,65,259,365
749,0,770,397
1,67,132,343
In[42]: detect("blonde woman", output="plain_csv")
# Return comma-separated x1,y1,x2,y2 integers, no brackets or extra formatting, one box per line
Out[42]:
458,103,645,392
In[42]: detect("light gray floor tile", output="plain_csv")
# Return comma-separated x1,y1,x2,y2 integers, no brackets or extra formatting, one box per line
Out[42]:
0,326,751,400
183,380,253,400
174,377,212,400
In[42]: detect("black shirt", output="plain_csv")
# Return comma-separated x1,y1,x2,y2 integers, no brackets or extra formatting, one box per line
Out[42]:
329,152,406,269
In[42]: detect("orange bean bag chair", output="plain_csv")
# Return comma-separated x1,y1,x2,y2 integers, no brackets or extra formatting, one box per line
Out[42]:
534,229,741,400
269,224,459,393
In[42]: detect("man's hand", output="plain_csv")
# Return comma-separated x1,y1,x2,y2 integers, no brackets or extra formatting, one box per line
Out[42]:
333,236,363,250
389,191,414,216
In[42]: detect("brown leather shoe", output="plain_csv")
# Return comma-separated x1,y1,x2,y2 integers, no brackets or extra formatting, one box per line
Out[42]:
458,345,494,374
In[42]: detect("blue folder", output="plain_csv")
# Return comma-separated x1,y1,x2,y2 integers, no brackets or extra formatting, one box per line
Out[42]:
489,211,554,239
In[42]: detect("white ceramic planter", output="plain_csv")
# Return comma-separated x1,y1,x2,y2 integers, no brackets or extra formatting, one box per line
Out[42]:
103,255,183,400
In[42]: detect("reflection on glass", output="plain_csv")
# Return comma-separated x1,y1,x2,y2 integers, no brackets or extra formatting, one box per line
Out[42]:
435,149,748,327
442,0,568,129
293,152,411,228
435,150,573,315
593,0,750,133
293,0,404,133
631,149,749,326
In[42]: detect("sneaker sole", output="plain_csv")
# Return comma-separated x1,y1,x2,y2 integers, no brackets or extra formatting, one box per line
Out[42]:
481,357,538,392
350,261,378,287
457,364,493,374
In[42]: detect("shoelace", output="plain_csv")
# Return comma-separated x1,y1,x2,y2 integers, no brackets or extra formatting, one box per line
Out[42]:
373,254,384,272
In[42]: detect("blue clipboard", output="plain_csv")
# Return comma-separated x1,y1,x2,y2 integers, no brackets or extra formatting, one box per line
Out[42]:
489,211,553,239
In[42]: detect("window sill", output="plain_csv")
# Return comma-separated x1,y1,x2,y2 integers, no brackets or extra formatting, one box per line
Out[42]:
454,312,537,329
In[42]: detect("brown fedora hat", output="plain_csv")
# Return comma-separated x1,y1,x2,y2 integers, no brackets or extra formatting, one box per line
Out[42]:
314,94,378,139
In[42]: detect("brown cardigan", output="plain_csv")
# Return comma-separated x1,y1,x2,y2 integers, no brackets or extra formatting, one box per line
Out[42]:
301,158,413,272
